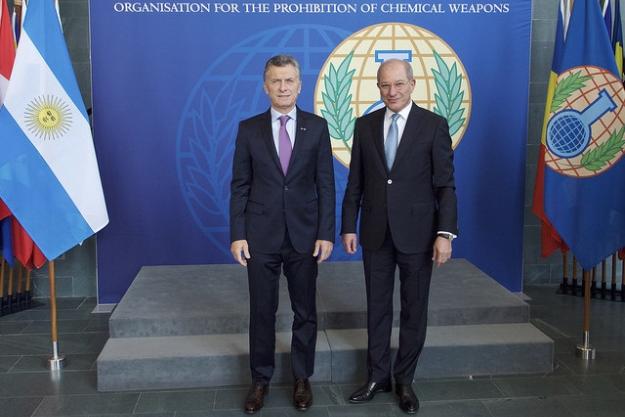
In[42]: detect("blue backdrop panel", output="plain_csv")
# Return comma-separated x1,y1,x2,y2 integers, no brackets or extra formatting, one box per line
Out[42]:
90,1,531,303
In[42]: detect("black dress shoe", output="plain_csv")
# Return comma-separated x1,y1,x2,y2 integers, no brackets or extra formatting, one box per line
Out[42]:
244,381,268,414
395,383,419,414
293,378,313,410
348,380,392,403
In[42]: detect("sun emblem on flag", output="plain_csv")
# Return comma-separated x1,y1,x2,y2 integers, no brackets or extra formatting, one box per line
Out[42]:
24,95,72,140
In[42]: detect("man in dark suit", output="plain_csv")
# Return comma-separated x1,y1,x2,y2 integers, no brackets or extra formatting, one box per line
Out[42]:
230,55,335,414
341,59,458,414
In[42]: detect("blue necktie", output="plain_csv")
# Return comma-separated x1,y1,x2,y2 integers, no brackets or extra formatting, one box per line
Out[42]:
385,113,399,171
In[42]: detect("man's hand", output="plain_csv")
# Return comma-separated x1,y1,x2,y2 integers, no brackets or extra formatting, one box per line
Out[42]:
313,240,333,263
231,240,251,266
342,233,358,255
432,236,452,267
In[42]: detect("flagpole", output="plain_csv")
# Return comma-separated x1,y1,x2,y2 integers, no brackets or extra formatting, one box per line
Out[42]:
25,268,31,307
611,254,617,300
572,256,578,296
47,260,65,370
16,264,23,307
576,269,596,360
0,257,5,314
621,257,625,302
6,265,13,312
560,251,569,293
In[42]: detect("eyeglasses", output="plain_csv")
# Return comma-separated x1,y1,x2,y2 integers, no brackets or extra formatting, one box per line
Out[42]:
378,81,411,92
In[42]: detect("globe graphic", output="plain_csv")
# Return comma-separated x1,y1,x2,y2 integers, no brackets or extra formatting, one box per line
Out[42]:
314,22,472,167
175,25,352,261
547,111,589,158
545,66,625,178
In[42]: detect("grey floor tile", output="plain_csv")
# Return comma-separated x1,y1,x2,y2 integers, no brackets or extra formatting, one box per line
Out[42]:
484,397,574,417
20,320,92,335
134,389,216,413
83,317,109,332
0,396,44,417
558,396,625,417
0,322,31,335
260,406,330,416
414,379,503,401
313,385,345,406
327,404,400,417
415,401,492,417
492,375,580,397
0,371,98,396
33,393,140,416
610,374,625,391
88,414,172,417
556,351,625,375
32,298,87,311
0,355,19,372
10,354,97,372
0,334,53,355
177,411,253,417
0,332,107,355
566,374,625,397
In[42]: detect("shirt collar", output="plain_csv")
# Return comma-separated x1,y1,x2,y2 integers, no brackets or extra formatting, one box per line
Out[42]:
385,102,412,121
271,107,298,122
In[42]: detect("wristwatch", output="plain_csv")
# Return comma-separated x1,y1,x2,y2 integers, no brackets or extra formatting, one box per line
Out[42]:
437,232,455,241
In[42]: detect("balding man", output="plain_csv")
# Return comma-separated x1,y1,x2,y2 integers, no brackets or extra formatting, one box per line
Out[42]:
341,59,458,414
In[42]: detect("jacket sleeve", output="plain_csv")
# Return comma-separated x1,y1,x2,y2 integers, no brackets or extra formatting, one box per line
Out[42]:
341,118,364,235
431,117,458,236
229,122,251,242
315,120,336,242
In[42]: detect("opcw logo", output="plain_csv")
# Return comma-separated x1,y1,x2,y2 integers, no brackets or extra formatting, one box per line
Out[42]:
545,66,625,177
314,22,472,167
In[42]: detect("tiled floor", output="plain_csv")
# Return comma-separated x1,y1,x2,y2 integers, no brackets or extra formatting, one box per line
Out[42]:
0,287,624,417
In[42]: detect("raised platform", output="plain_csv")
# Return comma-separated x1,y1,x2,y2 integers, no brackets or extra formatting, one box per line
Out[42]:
97,260,553,391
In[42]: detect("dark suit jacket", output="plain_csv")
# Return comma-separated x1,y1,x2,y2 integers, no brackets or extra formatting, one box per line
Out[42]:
341,103,458,253
230,108,335,254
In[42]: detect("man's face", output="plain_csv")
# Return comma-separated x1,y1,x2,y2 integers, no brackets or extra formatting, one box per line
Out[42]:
377,61,415,113
264,64,301,113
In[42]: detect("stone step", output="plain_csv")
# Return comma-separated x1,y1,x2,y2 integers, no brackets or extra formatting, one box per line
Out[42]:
97,323,553,392
108,260,529,338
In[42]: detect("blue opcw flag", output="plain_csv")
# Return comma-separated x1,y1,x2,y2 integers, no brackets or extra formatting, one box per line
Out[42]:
602,0,612,38
542,0,625,269
0,0,108,260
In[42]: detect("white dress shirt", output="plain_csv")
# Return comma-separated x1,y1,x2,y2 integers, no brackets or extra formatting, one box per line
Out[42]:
383,102,412,146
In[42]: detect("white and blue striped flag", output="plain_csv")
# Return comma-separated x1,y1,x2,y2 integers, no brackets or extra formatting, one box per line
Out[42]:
0,0,108,260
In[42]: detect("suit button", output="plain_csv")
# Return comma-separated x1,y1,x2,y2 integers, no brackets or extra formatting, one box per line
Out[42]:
284,186,289,191
387,179,392,185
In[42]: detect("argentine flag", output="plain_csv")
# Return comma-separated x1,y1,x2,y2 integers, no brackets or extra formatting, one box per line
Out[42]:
0,0,108,260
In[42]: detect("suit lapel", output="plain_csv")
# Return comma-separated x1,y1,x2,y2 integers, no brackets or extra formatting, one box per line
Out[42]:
392,103,426,171
291,108,307,164
283,108,309,179
260,110,284,175
371,110,388,174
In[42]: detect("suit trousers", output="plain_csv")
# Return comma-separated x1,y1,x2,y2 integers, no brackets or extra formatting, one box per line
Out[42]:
246,231,318,383
363,228,433,384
